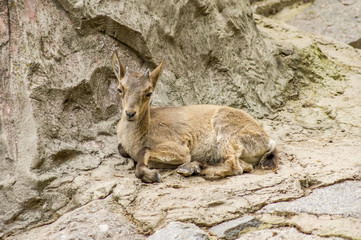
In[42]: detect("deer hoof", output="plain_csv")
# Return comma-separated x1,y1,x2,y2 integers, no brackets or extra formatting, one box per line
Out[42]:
176,162,201,177
141,170,162,183
176,167,192,176
154,172,162,183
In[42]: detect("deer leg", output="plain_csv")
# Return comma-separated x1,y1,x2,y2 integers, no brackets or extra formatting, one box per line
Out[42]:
146,142,191,167
176,161,202,177
259,147,279,170
200,155,241,180
134,144,191,183
239,160,253,172
135,148,162,183
118,143,131,158
200,142,246,179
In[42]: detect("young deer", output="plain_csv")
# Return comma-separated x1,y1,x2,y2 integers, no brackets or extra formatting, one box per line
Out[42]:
112,52,278,183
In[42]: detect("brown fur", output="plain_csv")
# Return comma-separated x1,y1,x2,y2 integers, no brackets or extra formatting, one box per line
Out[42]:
112,52,279,183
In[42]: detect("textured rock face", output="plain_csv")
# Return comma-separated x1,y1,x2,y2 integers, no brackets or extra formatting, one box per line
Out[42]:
287,0,361,48
253,0,361,49
7,199,145,240
237,227,344,240
209,215,261,239
1,0,123,236
258,181,361,239
147,222,209,240
260,181,361,218
251,0,313,17
56,0,289,113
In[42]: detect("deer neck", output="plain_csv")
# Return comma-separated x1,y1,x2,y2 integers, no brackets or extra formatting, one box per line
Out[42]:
119,107,151,157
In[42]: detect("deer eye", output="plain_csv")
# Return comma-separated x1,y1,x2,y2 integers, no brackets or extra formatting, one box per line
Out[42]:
117,89,122,94
145,92,152,97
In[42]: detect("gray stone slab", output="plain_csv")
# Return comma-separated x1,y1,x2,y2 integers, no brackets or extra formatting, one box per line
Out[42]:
147,222,209,240
260,181,361,218
237,227,344,240
209,215,261,240
288,0,361,46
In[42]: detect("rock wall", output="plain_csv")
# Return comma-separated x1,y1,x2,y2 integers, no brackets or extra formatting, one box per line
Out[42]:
1,0,123,235
253,0,361,49
57,0,291,112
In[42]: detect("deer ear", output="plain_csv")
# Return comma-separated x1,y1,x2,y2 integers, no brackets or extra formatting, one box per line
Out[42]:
150,59,165,88
112,51,127,82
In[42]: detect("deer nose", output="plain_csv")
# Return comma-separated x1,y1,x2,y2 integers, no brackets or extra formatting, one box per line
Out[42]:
125,111,136,118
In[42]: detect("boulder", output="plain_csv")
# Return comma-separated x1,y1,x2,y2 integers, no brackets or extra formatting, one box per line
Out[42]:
147,222,209,240
209,215,261,240
260,181,361,218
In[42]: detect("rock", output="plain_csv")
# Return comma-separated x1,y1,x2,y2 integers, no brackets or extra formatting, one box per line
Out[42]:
287,0,361,48
1,0,123,235
257,181,361,239
260,181,361,218
0,1,9,46
209,215,261,240
147,222,209,240
129,173,306,233
252,0,313,17
7,199,145,240
56,0,290,115
254,0,361,48
237,227,344,240
259,213,361,239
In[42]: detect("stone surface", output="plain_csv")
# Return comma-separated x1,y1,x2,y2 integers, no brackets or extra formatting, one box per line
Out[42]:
7,199,145,240
287,0,361,47
260,181,361,218
237,227,344,240
209,215,261,240
256,181,361,239
147,222,209,240
253,0,361,48
259,213,361,239
252,0,313,17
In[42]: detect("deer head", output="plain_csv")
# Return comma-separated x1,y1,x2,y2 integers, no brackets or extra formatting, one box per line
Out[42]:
112,52,165,121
